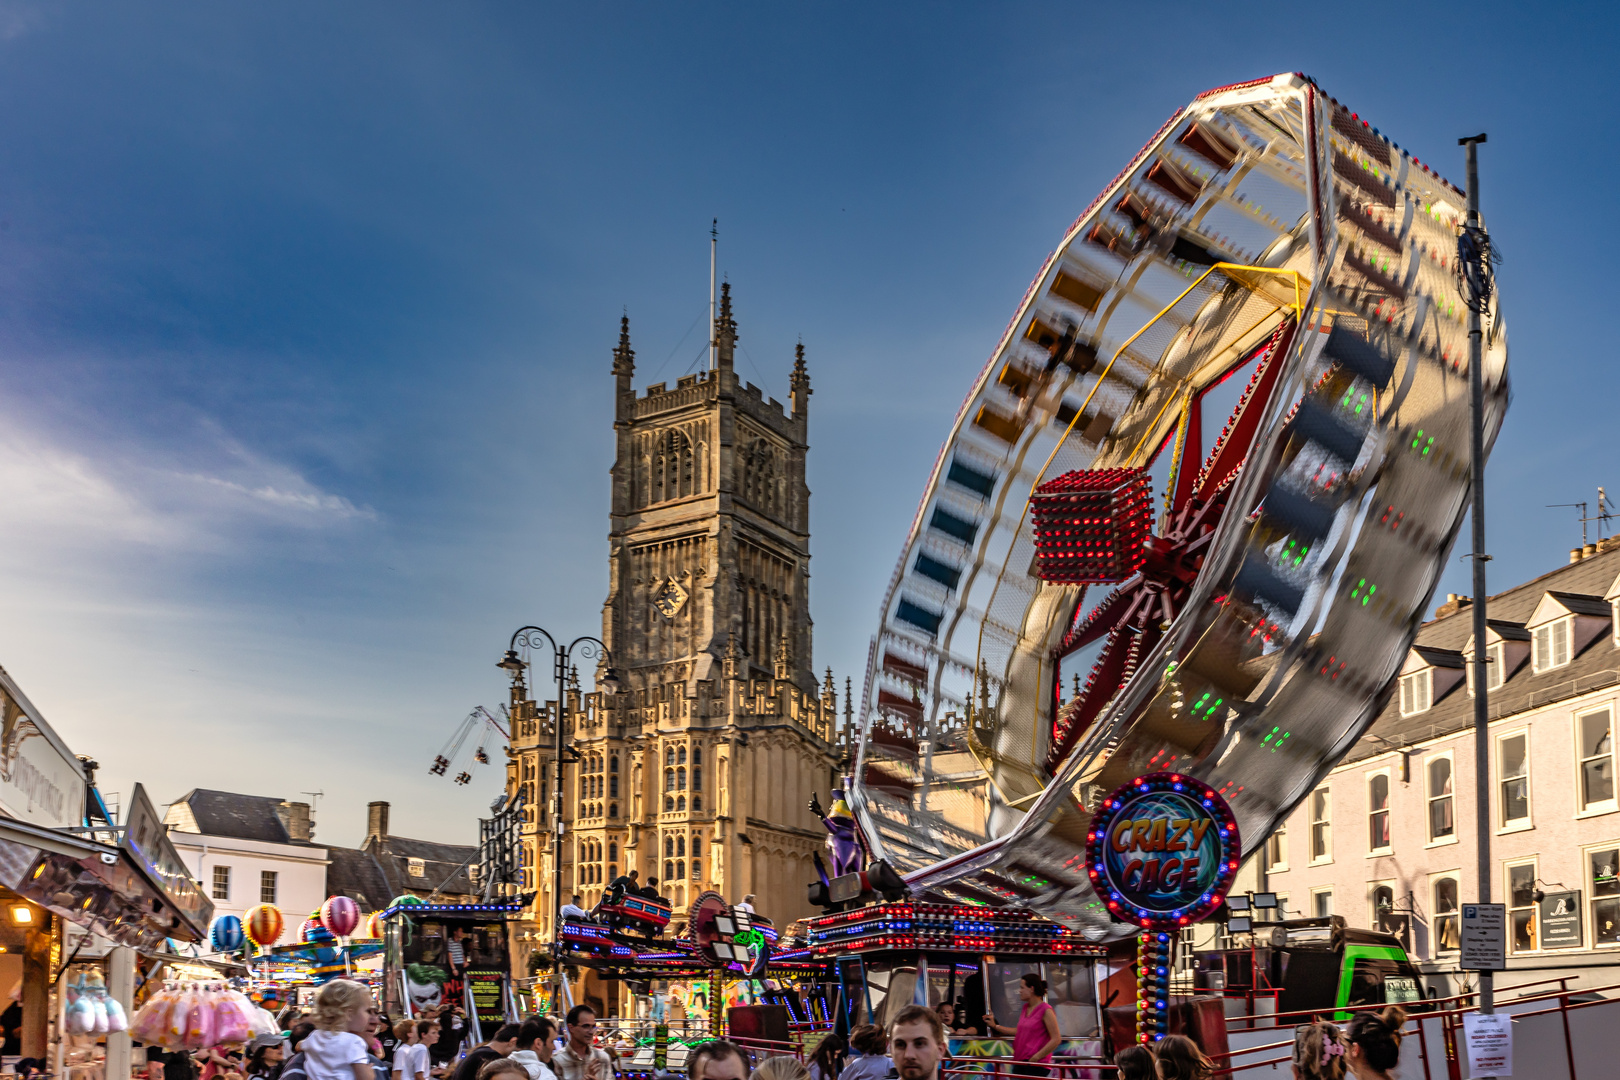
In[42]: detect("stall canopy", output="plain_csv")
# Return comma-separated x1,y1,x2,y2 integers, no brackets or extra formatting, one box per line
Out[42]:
0,667,212,948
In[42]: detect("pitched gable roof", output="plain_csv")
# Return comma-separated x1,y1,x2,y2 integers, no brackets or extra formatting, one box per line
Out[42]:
324,846,394,912
164,789,293,844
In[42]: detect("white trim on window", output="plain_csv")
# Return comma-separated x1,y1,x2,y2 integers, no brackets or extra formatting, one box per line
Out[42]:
1497,728,1531,832
1505,858,1539,954
1584,841,1620,949
1399,669,1433,716
1533,617,1573,673
1429,871,1461,956
1367,768,1393,856
1266,816,1289,873
1577,705,1618,816
1369,879,1400,937
1426,751,1457,846
1309,786,1332,864
1311,887,1334,918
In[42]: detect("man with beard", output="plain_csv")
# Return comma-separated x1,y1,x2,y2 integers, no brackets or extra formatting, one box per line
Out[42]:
888,1006,945,1080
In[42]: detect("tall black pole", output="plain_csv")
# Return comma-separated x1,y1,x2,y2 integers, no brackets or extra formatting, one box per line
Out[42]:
552,647,567,981
1460,132,1493,1028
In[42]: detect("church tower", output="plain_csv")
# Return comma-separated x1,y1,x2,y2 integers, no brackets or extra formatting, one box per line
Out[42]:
505,286,843,1003
605,282,815,688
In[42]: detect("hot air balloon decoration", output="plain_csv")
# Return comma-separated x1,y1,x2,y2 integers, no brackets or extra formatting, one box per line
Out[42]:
208,914,244,953
389,895,425,909
244,904,284,948
320,895,360,937
299,917,335,945
362,911,386,939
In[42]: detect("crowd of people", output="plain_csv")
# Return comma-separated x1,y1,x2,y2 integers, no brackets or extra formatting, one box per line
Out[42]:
157,974,1411,1080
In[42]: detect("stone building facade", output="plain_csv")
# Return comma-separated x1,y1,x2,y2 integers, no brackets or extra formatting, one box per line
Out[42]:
504,286,847,982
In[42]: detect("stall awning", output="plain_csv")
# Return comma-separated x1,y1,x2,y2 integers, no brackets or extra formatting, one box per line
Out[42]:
0,814,208,948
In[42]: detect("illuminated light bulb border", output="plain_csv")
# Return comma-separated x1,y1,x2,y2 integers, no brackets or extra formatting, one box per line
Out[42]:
1084,771,1241,931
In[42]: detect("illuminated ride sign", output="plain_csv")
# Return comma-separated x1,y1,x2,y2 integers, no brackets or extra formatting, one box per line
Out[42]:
1085,772,1239,929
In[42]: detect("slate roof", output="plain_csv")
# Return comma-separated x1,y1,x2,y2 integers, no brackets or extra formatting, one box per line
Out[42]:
1342,545,1620,766
364,833,479,900
165,789,296,844
325,846,395,912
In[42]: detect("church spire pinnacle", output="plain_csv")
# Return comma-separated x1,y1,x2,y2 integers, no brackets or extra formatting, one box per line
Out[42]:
613,312,635,378
791,338,811,418
715,280,737,371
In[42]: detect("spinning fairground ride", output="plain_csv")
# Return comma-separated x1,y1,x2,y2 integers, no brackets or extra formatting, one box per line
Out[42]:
856,72,1507,941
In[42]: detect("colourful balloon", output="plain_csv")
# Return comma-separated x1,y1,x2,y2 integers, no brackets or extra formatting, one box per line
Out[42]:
320,895,360,937
362,911,385,939
208,914,244,952
244,904,284,947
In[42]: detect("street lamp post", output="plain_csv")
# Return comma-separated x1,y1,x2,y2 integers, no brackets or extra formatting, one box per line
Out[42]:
498,626,622,983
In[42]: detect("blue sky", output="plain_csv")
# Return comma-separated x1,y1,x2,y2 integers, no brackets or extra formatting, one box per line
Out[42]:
0,2,1614,848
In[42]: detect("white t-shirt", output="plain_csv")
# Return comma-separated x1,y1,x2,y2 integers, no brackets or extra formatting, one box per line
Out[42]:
392,1043,429,1080
301,1031,371,1080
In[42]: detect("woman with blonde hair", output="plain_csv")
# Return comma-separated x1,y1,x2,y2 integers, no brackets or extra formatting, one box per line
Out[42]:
750,1057,810,1080
1291,1020,1346,1080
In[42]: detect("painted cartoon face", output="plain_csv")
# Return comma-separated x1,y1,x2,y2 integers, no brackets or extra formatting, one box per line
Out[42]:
405,975,442,1011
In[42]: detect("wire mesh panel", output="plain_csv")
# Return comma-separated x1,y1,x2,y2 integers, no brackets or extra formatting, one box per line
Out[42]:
856,73,1508,937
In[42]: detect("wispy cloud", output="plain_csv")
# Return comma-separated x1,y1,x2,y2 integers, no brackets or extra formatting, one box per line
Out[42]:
0,401,377,560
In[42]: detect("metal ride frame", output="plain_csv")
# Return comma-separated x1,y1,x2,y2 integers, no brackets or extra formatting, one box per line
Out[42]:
854,72,1508,940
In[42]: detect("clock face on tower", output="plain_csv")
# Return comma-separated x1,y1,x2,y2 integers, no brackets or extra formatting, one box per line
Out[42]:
653,577,689,619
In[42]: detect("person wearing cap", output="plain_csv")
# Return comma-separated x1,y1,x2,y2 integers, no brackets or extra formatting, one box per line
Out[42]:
246,1034,288,1080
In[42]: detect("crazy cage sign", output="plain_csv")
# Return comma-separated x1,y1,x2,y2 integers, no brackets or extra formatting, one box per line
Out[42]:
1085,772,1239,929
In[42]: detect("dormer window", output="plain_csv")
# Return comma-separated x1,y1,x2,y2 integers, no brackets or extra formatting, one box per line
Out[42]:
1399,670,1432,716
1533,617,1572,672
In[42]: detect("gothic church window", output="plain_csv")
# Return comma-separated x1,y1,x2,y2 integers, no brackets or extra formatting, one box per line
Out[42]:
677,746,687,765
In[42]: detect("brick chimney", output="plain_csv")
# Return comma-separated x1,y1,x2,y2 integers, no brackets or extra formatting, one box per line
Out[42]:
367,801,390,842
277,800,313,843
1435,593,1472,619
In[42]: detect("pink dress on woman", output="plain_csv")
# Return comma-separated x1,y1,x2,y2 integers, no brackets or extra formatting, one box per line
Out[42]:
1012,1001,1056,1064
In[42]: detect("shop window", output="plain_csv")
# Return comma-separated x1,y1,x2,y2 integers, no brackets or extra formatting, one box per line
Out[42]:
1310,788,1331,862
1507,861,1538,952
1433,877,1459,953
1368,772,1391,853
261,870,278,905
1428,755,1455,841
1589,846,1620,946
212,865,231,901
1578,708,1616,811
1498,731,1530,827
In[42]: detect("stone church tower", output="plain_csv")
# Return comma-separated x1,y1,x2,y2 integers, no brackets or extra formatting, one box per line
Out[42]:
504,285,845,990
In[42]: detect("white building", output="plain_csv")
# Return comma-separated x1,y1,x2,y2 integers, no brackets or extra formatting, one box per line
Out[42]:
1252,543,1620,994
163,789,330,927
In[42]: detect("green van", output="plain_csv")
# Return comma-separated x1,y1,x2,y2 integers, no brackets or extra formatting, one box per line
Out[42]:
1192,916,1426,1020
